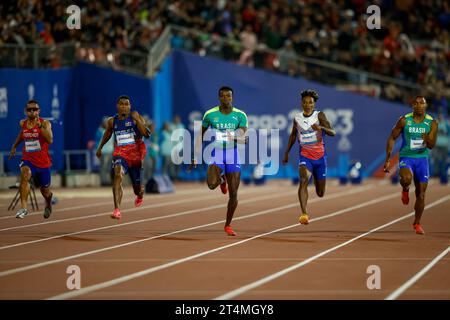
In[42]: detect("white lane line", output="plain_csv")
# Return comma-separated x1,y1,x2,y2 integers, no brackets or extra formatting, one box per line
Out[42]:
0,186,216,220
46,187,390,300
2,257,449,264
0,186,267,232
214,195,450,300
0,185,373,278
0,200,112,220
385,246,450,300
0,187,294,250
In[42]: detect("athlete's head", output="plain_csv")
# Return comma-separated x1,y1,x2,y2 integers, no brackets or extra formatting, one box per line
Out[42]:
24,100,40,120
218,86,233,108
116,95,131,117
411,96,427,116
300,89,318,115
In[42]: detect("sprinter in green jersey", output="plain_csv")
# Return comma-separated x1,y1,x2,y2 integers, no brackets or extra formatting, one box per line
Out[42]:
384,96,438,235
189,86,248,236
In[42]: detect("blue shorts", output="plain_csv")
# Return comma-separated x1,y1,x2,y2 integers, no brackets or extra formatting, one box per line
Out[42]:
299,155,327,181
399,157,429,183
20,160,51,188
209,148,241,174
112,156,143,185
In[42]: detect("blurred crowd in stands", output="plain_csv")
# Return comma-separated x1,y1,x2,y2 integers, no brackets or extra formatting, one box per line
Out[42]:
1,0,449,112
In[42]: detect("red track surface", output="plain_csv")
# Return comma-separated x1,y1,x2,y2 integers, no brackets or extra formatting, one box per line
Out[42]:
0,179,448,300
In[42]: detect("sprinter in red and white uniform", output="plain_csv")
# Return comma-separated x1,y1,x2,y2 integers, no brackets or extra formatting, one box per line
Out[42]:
283,90,336,225
9,100,54,219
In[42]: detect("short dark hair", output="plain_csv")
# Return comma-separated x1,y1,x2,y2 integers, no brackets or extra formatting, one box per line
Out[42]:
300,89,319,102
411,95,427,104
218,86,233,96
117,95,130,104
25,99,39,108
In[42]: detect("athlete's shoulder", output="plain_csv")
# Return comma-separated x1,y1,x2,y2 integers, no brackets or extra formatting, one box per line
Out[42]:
404,112,413,118
425,113,433,121
232,107,247,115
203,106,220,119
19,119,25,127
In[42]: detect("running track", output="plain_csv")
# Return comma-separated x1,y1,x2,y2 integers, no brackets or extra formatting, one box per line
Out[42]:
0,179,448,300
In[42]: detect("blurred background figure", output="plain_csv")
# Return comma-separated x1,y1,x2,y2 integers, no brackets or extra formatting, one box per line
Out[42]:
143,117,159,183
431,112,450,184
170,115,185,181
161,122,175,179
94,116,114,186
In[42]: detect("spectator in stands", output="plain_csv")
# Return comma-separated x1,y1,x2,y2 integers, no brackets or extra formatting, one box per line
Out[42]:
1,0,449,107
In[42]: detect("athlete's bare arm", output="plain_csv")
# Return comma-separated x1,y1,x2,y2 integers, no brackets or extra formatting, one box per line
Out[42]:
39,120,53,144
384,116,406,172
96,117,114,158
422,120,438,149
314,111,336,136
282,121,297,164
8,120,25,160
131,111,150,138
228,127,248,144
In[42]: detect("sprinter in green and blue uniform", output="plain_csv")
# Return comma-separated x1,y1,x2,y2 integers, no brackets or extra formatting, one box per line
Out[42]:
384,96,438,235
189,86,248,237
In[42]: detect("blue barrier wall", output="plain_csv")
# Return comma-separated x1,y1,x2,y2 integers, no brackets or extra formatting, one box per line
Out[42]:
0,63,155,173
66,62,154,150
0,68,72,172
171,50,411,178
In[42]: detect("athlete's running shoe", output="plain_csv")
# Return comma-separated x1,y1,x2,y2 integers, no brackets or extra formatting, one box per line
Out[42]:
43,193,53,219
299,213,309,225
111,208,121,220
224,226,237,236
15,208,29,219
413,223,425,235
43,206,52,219
135,196,143,207
401,190,409,205
220,178,228,194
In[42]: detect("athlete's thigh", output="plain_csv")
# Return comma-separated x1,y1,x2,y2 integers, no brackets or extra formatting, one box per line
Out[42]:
313,157,326,187
112,157,128,177
35,167,51,188
399,158,413,181
128,166,143,185
207,164,222,183
414,158,430,184
19,164,32,180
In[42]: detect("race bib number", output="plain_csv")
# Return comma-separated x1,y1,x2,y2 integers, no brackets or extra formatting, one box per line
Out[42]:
410,139,425,150
116,132,135,146
215,131,235,142
300,131,318,145
25,140,41,152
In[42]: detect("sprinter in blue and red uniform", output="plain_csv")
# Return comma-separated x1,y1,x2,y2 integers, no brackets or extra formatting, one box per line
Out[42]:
9,100,54,219
96,95,150,219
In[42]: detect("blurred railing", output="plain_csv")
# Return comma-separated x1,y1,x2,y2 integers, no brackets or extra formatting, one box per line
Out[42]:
0,43,76,68
0,150,91,176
